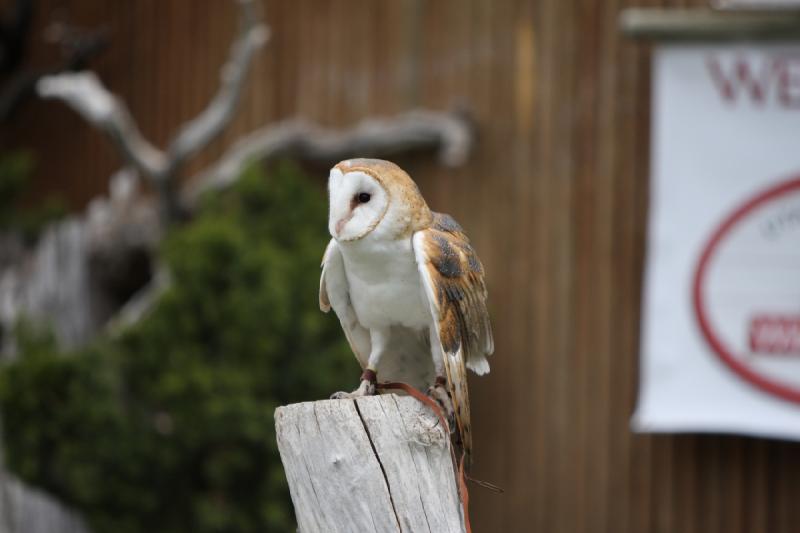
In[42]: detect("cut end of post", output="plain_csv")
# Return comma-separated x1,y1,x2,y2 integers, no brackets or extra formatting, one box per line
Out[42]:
275,395,466,533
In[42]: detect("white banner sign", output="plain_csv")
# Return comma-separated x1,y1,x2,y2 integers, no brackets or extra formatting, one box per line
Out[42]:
713,0,800,9
632,44,800,440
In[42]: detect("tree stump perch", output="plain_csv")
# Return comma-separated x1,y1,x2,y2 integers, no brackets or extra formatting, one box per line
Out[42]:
275,394,466,533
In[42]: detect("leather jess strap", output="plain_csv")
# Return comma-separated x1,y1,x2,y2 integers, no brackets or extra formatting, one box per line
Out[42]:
361,368,378,384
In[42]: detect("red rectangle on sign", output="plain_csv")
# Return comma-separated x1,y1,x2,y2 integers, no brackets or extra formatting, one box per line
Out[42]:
750,315,800,355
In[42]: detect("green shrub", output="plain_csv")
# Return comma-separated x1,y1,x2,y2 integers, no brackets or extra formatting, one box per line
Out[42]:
0,162,357,533
0,151,66,243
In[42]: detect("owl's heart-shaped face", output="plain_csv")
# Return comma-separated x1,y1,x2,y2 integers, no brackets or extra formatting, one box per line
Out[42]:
328,167,389,241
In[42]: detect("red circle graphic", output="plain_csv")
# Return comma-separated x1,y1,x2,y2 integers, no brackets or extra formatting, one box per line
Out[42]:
693,176,800,404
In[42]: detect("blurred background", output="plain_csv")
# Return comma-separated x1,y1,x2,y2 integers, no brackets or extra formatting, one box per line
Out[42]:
1,1,799,532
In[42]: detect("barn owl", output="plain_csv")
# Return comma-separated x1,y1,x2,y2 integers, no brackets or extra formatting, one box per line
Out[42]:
319,158,493,458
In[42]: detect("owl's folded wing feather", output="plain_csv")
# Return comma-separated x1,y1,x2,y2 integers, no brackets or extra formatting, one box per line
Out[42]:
320,239,371,369
412,213,494,459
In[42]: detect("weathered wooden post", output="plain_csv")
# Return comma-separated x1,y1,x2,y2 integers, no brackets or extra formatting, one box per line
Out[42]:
275,395,466,533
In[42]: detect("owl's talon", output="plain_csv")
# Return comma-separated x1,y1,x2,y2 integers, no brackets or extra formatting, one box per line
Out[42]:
427,379,455,433
330,378,376,400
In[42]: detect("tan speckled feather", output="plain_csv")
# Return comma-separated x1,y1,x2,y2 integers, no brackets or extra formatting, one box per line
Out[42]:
413,213,494,460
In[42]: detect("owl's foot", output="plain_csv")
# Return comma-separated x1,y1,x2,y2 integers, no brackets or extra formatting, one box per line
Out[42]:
427,376,455,433
330,369,377,399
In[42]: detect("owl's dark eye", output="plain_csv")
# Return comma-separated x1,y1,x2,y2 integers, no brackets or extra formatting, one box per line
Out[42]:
357,192,371,204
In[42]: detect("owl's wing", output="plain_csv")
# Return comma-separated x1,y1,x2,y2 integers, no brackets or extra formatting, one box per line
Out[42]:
320,239,371,368
412,213,494,459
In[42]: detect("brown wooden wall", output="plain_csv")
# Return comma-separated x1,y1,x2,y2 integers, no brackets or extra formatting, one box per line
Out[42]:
4,1,800,532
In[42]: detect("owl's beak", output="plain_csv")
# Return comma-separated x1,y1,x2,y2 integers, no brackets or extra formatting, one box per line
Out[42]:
336,210,353,237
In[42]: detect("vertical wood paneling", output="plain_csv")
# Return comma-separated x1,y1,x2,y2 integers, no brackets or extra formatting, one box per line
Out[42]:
4,0,800,531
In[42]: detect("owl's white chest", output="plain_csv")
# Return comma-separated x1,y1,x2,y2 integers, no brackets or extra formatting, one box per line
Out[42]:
338,236,430,331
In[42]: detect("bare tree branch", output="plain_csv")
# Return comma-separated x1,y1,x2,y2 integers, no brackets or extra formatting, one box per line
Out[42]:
37,72,167,176
184,110,473,205
0,2,112,122
35,0,268,224
106,265,169,334
166,0,268,170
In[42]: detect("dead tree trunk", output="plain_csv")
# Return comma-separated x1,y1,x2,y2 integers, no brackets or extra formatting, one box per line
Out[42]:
0,471,89,533
275,395,465,533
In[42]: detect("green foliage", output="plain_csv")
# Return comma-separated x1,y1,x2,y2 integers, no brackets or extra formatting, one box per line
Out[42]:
0,151,32,205
0,163,357,533
0,151,66,243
